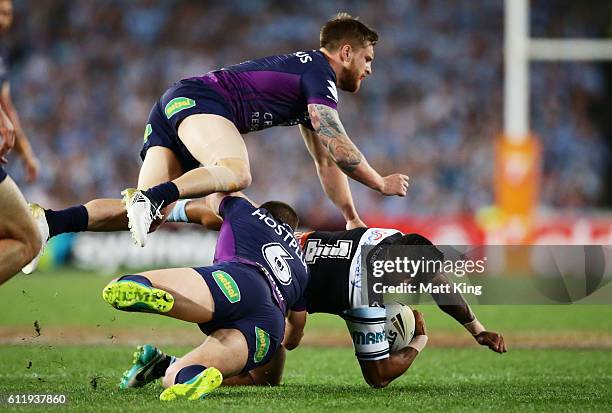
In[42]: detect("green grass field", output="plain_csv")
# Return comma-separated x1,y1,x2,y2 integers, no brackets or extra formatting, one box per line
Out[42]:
0,270,611,412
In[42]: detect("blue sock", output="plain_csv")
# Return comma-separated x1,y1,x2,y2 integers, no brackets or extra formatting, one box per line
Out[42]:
142,182,180,208
118,275,152,287
167,199,190,223
45,205,89,238
175,365,206,384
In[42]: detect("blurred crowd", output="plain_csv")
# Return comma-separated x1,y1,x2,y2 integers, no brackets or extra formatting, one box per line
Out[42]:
4,0,610,225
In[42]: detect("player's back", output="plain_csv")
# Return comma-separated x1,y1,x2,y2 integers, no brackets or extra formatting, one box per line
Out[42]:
214,196,309,313
299,228,402,314
190,50,338,133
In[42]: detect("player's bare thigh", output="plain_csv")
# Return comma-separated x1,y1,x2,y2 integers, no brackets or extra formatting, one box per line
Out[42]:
131,267,214,323
163,328,248,387
137,145,185,228
137,146,184,190
0,176,40,251
177,114,250,174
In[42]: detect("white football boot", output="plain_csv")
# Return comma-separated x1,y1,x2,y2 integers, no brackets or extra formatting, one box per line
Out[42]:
22,203,50,274
122,188,163,247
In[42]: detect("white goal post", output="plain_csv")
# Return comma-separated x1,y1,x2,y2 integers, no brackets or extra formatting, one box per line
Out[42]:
504,0,612,143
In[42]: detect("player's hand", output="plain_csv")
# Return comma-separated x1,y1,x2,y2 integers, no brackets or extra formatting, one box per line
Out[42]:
413,309,426,336
380,174,409,196
0,111,15,163
345,217,367,230
475,331,507,353
21,153,40,183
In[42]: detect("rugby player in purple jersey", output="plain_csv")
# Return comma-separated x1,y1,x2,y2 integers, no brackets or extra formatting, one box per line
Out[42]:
101,193,309,401
23,12,409,272
0,0,42,284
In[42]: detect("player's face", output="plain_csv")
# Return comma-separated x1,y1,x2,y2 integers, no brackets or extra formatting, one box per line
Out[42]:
0,0,13,33
338,43,374,93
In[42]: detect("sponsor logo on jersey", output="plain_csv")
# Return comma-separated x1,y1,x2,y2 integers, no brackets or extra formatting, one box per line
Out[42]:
326,80,338,103
304,239,352,264
143,124,153,142
254,326,271,363
164,97,195,118
212,270,241,303
352,331,386,345
366,230,385,243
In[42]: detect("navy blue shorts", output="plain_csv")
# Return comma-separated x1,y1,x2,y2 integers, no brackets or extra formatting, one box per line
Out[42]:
194,261,285,373
140,79,235,172
0,165,6,183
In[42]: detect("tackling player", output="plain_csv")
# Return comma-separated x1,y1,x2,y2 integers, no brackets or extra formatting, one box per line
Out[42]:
114,200,506,390
101,194,308,401
23,12,409,272
0,0,41,285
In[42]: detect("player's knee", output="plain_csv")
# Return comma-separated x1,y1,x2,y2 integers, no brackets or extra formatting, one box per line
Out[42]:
364,373,390,389
215,158,252,190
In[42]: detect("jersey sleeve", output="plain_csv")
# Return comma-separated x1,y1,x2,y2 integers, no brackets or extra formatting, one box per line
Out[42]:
301,66,338,110
218,196,254,219
291,296,307,312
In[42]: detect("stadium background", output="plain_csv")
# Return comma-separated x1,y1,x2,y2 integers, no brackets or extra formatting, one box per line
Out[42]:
0,1,611,411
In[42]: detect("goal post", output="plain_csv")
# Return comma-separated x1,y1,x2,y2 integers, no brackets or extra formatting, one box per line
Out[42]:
496,0,612,243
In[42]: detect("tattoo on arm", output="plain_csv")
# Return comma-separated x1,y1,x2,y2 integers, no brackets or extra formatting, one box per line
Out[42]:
309,104,363,173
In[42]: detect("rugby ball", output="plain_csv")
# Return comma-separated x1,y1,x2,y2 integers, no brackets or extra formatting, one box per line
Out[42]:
385,302,415,352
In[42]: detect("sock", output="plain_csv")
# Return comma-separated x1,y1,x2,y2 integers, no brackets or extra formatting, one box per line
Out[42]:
152,354,176,378
118,275,152,287
45,205,89,238
175,365,206,384
142,182,180,208
167,199,190,223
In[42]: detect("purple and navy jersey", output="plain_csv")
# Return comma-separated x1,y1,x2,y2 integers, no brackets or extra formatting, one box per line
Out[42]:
214,196,309,313
191,50,338,133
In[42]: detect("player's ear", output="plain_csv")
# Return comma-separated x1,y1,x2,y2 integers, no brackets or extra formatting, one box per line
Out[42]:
340,44,353,63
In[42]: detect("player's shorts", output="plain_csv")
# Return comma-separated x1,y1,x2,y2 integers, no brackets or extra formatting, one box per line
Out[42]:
140,79,235,172
0,165,6,183
194,261,285,373
343,306,389,361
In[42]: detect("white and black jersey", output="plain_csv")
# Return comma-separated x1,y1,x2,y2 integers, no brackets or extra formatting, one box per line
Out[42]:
298,228,402,315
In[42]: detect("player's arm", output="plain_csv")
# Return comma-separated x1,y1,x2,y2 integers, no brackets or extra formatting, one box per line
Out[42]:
428,272,507,353
359,310,427,388
0,103,14,163
299,124,365,229
223,345,287,387
307,103,409,197
0,82,38,181
283,309,307,350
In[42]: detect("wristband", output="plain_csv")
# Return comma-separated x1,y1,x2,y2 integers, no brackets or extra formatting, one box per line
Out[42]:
463,318,486,336
407,335,428,352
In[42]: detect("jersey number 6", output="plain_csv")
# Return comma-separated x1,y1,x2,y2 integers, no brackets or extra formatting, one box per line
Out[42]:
262,243,294,286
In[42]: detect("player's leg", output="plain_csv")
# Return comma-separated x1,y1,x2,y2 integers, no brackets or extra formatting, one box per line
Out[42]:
0,172,41,284
102,267,215,323
125,114,251,245
159,265,284,400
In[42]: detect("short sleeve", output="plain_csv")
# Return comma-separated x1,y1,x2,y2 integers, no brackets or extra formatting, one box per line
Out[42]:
301,67,338,110
219,196,253,219
291,296,307,312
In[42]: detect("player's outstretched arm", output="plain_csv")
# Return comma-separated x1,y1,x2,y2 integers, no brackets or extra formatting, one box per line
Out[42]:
426,272,507,353
307,103,409,197
299,124,365,229
359,310,427,388
0,82,38,182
